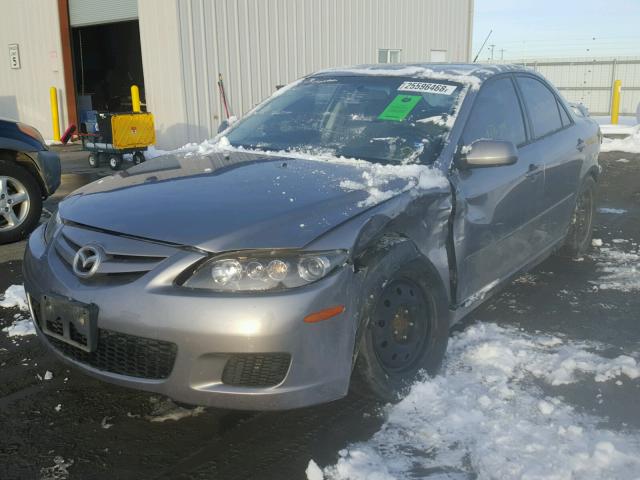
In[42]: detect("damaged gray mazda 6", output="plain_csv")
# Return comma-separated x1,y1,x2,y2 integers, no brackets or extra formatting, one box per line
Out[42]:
23,64,600,410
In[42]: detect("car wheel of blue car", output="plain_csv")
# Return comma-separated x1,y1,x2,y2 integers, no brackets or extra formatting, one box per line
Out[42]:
0,159,43,244
353,239,449,402
560,176,596,257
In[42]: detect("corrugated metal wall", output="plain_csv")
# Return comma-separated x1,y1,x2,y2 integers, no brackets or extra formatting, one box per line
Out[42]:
139,0,473,149
508,57,640,116
0,0,66,139
68,0,138,27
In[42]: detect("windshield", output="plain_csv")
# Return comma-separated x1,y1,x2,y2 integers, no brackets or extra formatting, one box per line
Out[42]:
225,76,464,164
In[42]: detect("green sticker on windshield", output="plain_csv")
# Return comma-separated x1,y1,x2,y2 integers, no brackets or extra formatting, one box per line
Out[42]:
378,94,421,122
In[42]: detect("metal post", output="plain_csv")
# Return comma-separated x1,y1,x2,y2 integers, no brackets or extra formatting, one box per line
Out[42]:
49,87,60,142
131,85,141,113
611,80,622,124
609,59,617,117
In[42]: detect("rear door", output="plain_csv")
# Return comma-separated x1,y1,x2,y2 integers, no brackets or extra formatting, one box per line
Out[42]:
515,75,584,247
451,75,545,305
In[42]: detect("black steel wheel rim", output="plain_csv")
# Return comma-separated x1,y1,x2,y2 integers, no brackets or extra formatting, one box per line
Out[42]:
574,186,594,246
371,278,430,372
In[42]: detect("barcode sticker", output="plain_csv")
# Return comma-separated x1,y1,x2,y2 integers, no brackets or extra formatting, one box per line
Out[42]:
398,82,457,95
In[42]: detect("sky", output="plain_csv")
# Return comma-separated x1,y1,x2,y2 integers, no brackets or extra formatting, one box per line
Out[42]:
473,0,640,61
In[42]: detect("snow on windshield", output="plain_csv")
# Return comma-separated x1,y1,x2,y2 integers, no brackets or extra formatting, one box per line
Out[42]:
313,322,640,480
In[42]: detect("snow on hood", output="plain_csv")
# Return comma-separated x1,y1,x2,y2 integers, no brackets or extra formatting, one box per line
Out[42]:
157,135,450,206
315,323,640,480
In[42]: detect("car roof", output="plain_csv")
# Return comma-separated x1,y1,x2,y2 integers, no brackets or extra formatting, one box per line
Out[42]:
312,63,529,88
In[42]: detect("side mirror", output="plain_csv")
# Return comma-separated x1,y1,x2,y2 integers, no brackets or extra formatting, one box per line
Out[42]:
457,140,518,168
217,119,230,134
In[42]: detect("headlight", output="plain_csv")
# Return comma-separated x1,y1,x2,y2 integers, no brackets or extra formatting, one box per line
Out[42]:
182,250,348,292
44,211,62,244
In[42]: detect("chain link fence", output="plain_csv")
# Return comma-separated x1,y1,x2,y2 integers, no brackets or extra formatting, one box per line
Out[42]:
506,57,640,117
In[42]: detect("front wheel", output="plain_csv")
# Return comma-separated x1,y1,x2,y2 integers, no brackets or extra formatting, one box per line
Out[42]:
560,176,596,257
0,160,43,244
108,154,123,170
353,241,449,401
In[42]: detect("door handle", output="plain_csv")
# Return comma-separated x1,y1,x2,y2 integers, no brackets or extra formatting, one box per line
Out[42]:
526,163,539,177
576,138,586,152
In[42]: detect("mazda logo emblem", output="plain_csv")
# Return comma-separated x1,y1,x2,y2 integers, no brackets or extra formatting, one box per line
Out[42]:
72,245,104,278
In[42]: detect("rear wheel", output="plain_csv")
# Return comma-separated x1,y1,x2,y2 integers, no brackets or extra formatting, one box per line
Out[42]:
88,153,99,168
560,176,596,257
108,154,122,170
353,240,449,401
0,160,43,244
133,151,146,165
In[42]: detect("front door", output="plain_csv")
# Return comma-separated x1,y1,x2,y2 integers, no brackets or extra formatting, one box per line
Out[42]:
450,75,545,305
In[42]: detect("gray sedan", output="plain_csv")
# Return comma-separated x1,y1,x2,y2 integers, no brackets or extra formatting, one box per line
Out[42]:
23,64,600,410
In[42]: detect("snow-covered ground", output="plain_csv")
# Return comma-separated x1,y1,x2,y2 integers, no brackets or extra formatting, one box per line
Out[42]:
0,284,35,337
591,240,640,292
314,323,640,480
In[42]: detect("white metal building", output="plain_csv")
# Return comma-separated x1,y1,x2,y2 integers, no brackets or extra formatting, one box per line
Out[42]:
2,0,474,149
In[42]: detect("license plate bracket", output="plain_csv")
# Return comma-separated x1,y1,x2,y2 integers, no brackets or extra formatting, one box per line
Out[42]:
40,294,98,352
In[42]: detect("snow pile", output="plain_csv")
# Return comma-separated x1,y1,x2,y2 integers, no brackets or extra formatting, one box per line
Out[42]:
591,243,640,292
0,284,28,310
316,323,640,480
40,456,74,480
600,125,640,153
146,397,205,423
1,284,35,337
2,318,35,337
597,207,627,214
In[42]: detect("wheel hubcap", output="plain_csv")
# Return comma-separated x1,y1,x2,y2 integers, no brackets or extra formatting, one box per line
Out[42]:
0,176,30,231
371,279,430,372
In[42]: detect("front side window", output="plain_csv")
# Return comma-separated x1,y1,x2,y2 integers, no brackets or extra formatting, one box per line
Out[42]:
226,76,464,165
517,76,563,138
462,77,527,147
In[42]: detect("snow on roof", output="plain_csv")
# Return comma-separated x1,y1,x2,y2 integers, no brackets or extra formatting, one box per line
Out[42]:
314,63,525,90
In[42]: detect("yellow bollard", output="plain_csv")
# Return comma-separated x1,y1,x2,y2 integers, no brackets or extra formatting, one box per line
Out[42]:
49,86,60,141
611,79,622,125
131,85,141,113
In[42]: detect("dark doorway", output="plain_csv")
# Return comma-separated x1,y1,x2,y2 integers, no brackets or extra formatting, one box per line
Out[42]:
72,20,145,115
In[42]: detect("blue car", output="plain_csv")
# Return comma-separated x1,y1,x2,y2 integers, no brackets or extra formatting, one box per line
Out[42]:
0,118,61,243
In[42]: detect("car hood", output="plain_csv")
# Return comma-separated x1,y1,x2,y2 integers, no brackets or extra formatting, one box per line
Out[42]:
59,151,415,252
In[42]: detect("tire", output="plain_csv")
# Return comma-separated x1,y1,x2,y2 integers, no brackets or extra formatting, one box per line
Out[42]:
133,151,146,165
0,159,43,244
88,153,99,168
352,239,449,402
559,176,597,257
108,154,122,170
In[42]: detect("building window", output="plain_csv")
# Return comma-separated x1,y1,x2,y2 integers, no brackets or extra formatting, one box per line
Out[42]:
378,49,401,64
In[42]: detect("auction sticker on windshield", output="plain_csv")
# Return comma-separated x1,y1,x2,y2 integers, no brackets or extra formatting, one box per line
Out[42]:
398,81,457,95
378,94,422,121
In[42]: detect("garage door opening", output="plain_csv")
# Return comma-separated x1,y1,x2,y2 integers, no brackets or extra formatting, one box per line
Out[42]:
71,20,145,117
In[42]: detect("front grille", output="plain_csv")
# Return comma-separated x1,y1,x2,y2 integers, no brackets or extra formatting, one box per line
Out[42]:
33,299,177,380
222,353,291,387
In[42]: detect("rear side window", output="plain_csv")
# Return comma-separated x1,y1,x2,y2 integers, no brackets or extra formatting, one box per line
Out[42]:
462,77,527,147
517,76,563,138
558,101,572,127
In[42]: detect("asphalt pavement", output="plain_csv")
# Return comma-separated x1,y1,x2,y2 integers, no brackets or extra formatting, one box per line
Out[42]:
0,147,638,479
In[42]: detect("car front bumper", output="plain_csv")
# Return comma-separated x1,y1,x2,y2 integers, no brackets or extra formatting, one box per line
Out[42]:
26,149,61,196
23,224,360,410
